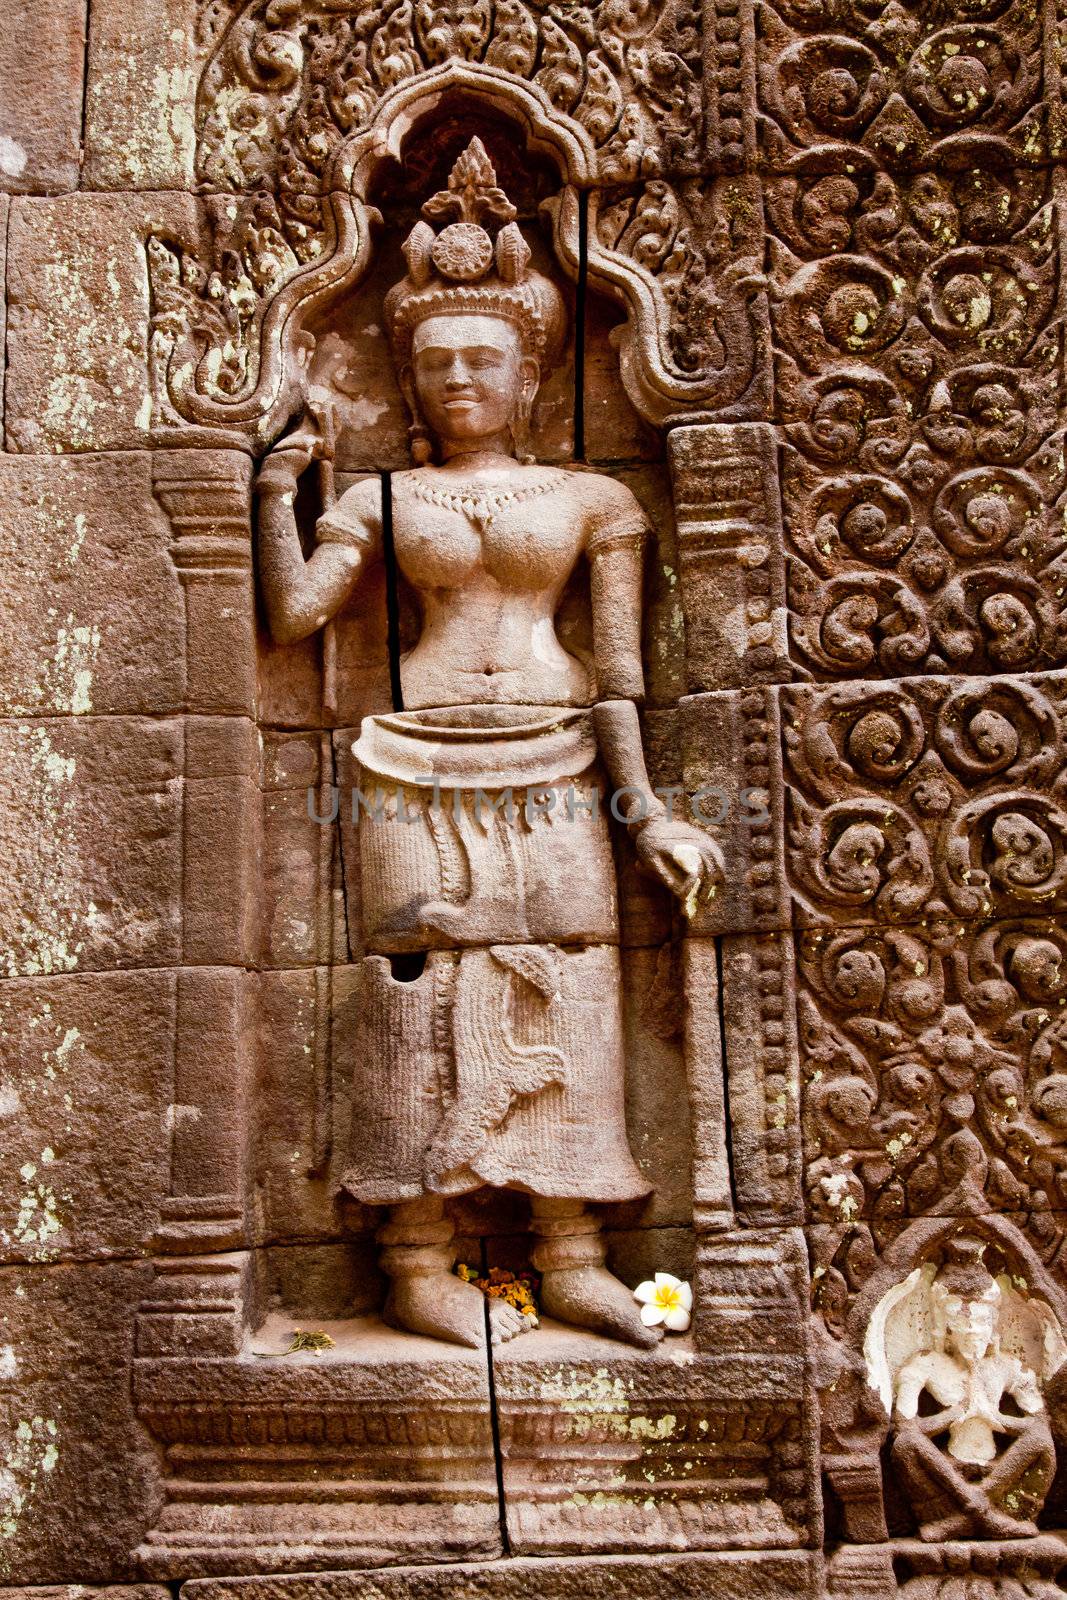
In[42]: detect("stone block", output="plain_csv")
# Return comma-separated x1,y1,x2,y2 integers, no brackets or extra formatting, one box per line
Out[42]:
678,688,788,938
492,1319,812,1555
0,970,176,1265
0,196,8,424
783,669,1067,931
182,716,258,966
0,1590,168,1600
255,969,346,1246
260,732,342,970
83,0,199,189
0,717,182,977
134,1315,497,1577
798,907,1067,1229
179,1550,823,1599
0,453,183,718
0,0,85,194
5,193,200,452
756,0,1055,168
0,1258,159,1583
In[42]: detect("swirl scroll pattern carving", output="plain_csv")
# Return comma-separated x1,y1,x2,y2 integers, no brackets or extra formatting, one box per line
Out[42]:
785,672,1067,926
761,0,1067,679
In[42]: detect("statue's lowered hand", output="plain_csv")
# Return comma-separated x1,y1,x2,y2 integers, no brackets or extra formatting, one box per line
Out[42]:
635,816,723,918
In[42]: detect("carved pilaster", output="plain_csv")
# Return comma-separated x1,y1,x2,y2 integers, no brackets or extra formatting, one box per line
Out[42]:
668,422,791,693
138,965,254,1357
139,449,259,1358
152,446,255,716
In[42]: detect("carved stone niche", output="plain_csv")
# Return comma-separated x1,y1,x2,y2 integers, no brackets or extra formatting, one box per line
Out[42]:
133,40,808,1586
817,1215,1067,1600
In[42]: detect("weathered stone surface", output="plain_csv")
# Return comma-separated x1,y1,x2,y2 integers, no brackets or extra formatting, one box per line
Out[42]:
260,732,344,970
0,1259,159,1583
0,197,9,425
493,1320,811,1555
0,971,175,1264
0,0,85,194
83,0,199,190
134,1318,497,1578
5,193,199,452
0,453,183,717
180,1550,822,1599
0,718,182,977
0,1590,169,1600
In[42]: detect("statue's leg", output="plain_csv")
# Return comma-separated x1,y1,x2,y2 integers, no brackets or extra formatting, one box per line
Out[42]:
892,1428,1002,1541
378,1194,527,1349
531,1198,663,1349
980,1421,1054,1533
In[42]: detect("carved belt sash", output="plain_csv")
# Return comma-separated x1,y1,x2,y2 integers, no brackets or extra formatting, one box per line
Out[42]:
352,703,619,952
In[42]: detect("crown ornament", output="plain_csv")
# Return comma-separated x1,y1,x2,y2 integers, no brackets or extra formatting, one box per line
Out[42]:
384,138,566,370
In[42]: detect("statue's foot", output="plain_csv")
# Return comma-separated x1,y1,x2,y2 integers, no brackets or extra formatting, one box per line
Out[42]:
984,1509,1039,1540
486,1295,532,1346
384,1271,489,1349
540,1264,665,1349
384,1272,533,1348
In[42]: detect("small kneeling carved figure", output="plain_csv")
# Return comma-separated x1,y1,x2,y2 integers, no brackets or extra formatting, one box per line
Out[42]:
257,139,721,1349
865,1237,1067,1541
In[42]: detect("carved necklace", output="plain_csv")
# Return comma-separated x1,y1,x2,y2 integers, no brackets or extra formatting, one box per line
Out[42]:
408,467,570,531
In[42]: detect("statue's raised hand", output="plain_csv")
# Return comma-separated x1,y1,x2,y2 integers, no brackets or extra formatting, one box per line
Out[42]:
258,397,335,490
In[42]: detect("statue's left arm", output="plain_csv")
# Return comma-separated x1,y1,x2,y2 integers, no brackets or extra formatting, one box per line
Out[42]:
584,478,722,913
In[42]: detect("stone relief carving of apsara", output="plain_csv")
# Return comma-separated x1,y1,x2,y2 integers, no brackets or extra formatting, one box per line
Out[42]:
256,139,721,1349
865,1238,1067,1542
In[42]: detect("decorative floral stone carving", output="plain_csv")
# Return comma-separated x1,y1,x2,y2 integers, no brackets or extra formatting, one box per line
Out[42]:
759,0,1067,682
785,672,1067,929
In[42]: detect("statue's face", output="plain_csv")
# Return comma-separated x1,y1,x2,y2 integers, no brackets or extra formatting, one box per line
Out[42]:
411,314,535,445
942,1291,997,1364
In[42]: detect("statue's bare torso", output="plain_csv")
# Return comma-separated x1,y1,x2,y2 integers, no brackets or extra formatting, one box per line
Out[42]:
330,461,641,710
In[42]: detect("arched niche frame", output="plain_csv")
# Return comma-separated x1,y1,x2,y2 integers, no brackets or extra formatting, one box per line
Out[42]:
149,60,770,449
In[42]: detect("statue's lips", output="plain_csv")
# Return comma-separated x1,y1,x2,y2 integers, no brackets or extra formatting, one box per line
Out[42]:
443,396,479,409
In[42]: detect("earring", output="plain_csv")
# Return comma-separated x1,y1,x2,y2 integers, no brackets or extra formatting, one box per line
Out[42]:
409,421,433,466
510,398,534,465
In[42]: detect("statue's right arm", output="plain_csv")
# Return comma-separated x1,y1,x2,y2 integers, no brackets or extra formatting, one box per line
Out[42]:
256,445,380,645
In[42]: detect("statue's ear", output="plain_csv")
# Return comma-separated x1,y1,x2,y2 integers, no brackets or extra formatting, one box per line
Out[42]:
397,363,418,416
520,354,541,403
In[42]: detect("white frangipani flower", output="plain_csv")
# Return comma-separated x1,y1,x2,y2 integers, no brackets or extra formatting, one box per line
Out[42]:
633,1272,693,1333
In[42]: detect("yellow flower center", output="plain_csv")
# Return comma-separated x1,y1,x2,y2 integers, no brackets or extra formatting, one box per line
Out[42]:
654,1283,683,1311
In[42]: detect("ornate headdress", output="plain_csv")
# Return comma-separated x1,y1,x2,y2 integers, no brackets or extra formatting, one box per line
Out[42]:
384,137,566,388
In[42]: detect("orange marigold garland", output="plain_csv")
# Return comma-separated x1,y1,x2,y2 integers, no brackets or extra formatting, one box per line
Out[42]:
455,1263,540,1326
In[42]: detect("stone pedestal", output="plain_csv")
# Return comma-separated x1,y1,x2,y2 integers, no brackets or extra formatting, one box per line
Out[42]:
135,1316,498,1579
